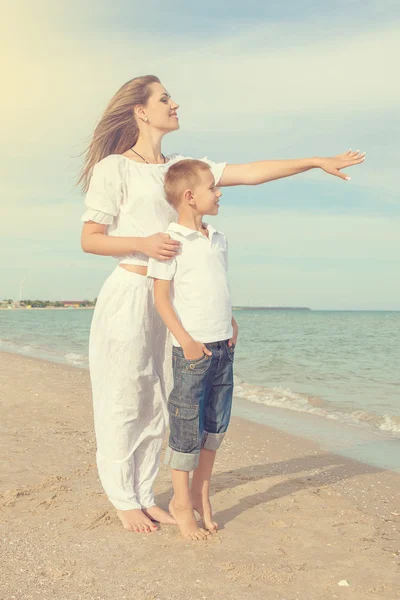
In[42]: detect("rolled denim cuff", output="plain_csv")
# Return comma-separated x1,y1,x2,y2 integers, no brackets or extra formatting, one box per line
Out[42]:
201,431,226,451
164,446,200,472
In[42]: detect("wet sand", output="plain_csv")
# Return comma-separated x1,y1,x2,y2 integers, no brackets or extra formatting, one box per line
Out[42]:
1,351,399,599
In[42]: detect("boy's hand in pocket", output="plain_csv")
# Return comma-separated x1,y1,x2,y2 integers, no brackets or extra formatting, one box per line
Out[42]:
182,339,212,360
228,318,239,347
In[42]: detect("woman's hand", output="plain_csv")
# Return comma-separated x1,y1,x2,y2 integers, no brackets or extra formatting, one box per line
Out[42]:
317,150,365,181
182,339,212,361
228,318,239,347
141,233,180,260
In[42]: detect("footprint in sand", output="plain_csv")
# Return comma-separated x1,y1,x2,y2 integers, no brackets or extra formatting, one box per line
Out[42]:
78,510,115,530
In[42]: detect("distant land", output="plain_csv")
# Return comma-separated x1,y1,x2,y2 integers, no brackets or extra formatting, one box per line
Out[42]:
0,299,95,309
233,306,311,311
0,300,312,311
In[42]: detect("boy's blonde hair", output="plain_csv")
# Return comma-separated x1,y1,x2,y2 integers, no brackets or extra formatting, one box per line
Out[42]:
164,159,212,208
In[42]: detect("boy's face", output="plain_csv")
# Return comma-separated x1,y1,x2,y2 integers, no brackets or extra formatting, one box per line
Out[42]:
191,170,222,216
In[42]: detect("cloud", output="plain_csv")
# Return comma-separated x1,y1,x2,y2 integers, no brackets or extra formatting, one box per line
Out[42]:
1,202,82,242
2,8,399,138
229,258,399,310
214,207,400,260
2,199,399,308
1,12,398,204
1,4,399,305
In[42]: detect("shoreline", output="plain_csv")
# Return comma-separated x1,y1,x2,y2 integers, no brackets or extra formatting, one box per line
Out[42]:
1,306,311,312
1,348,399,473
1,351,399,599
0,306,95,310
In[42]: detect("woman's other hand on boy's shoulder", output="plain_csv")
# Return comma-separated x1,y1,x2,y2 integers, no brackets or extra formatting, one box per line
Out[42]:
141,232,180,261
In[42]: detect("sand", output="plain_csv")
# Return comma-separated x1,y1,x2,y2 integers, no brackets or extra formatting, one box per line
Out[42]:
0,351,399,600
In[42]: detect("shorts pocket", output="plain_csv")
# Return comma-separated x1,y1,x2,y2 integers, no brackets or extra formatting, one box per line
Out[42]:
167,400,199,453
183,353,212,375
225,342,235,362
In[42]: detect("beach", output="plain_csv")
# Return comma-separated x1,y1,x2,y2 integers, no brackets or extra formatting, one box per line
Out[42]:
1,350,399,600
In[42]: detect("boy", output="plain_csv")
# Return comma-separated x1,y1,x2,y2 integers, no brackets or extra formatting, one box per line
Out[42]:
147,159,238,541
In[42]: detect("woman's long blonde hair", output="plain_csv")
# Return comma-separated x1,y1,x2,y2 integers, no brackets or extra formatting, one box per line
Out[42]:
78,75,160,192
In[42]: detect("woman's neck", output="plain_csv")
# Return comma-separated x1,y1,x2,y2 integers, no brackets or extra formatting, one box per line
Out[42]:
131,129,165,164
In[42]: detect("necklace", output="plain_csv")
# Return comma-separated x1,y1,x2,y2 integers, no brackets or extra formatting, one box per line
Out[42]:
130,148,166,164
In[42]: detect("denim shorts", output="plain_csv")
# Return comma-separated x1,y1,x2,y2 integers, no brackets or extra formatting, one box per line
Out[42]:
164,340,234,471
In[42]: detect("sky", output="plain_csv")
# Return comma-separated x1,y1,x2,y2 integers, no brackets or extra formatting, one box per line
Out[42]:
1,0,399,309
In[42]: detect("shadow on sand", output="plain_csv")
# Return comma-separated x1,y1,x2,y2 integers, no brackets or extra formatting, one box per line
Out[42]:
156,452,382,527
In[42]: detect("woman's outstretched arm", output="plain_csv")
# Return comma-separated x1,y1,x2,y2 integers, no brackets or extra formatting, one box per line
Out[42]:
218,149,365,187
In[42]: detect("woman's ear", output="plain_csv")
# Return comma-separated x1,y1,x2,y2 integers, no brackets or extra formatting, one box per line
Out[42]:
134,105,147,123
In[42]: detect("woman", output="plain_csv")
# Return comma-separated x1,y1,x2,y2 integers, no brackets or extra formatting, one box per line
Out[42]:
80,75,364,534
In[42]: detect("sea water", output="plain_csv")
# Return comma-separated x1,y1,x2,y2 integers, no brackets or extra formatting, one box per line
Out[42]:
1,308,399,466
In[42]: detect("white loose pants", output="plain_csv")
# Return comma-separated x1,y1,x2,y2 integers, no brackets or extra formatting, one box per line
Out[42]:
88,266,172,510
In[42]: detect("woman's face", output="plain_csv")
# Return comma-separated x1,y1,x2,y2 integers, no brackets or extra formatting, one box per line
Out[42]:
140,82,180,132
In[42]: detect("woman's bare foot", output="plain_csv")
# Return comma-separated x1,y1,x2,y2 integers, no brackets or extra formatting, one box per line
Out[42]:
142,505,177,525
169,497,210,541
117,509,158,533
192,492,218,533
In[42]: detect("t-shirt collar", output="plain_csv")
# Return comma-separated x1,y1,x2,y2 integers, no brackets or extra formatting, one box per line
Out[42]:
169,221,219,238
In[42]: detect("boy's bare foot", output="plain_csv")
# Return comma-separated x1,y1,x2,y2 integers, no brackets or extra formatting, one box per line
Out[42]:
169,498,210,541
143,505,177,525
117,509,158,533
192,493,218,533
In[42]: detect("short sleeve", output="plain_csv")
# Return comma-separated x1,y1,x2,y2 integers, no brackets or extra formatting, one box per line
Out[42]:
147,257,177,281
199,156,226,185
80,155,127,224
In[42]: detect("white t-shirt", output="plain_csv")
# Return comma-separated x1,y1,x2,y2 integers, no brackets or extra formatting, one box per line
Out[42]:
80,154,226,267
147,222,233,346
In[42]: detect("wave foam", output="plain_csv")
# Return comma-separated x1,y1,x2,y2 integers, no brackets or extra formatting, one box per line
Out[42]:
379,415,400,434
65,353,87,365
233,376,400,437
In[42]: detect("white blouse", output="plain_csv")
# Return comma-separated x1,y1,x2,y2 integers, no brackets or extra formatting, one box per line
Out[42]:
81,154,226,266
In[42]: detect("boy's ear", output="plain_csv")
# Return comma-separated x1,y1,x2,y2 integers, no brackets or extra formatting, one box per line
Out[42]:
184,189,194,205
